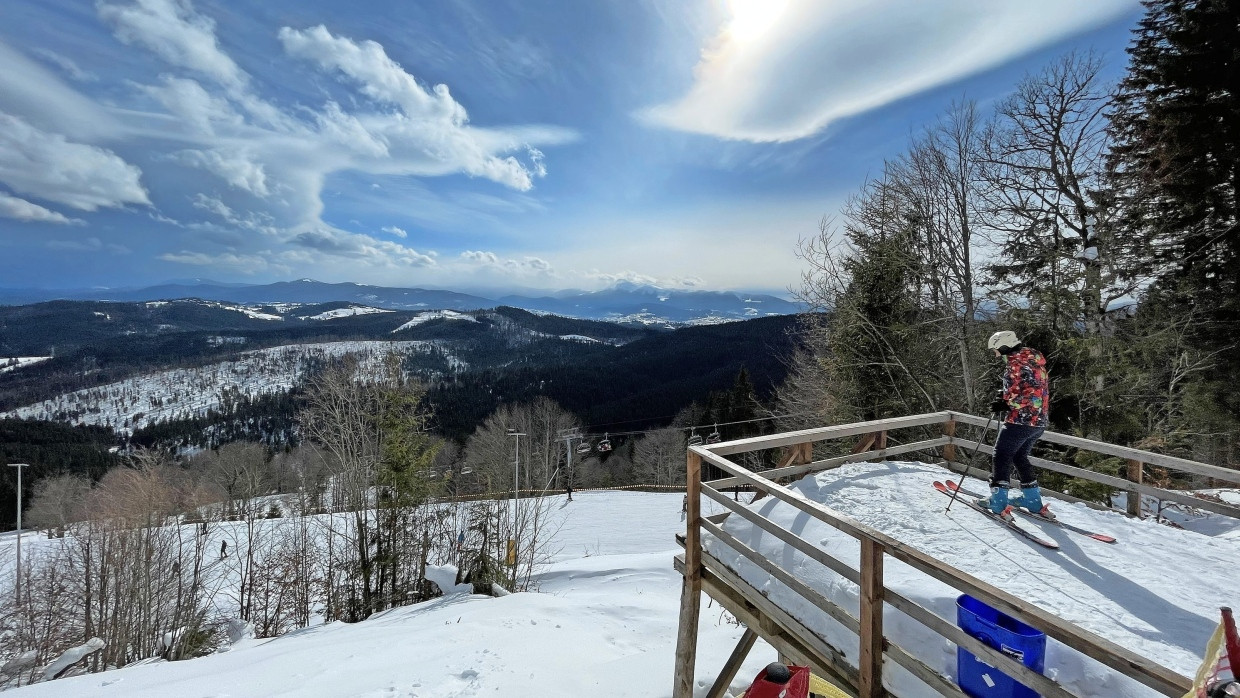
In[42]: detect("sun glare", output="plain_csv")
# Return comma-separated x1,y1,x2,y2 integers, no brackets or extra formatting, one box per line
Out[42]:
726,0,788,43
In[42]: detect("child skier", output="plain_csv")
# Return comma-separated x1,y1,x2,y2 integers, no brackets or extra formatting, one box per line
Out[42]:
979,331,1053,521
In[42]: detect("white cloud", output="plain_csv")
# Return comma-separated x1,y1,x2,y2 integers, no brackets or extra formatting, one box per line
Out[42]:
176,148,270,196
47,236,130,253
32,49,97,82
459,250,555,277
645,0,1136,142
381,226,408,238
289,228,437,267
159,250,278,274
0,193,83,224
98,0,246,89
0,111,150,211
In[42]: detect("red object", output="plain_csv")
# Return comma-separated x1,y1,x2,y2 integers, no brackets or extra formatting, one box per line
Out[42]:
744,663,810,698
1224,608,1240,676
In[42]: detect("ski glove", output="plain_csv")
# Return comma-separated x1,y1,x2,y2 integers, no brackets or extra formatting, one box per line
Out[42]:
989,397,1009,416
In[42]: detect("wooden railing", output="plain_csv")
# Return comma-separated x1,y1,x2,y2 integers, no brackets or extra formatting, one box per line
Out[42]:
672,411,1237,698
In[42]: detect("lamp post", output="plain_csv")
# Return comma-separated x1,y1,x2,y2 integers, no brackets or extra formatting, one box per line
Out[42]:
505,429,525,570
8,463,29,605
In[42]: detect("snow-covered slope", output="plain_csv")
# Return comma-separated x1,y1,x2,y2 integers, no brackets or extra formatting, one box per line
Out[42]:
6,465,1238,697
2,341,459,433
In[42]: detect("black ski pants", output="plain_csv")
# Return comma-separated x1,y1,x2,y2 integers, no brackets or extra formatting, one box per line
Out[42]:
990,423,1045,489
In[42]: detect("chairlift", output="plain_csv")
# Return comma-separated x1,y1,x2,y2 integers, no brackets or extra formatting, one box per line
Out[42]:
706,424,721,445
597,433,613,453
687,428,704,447
576,441,592,456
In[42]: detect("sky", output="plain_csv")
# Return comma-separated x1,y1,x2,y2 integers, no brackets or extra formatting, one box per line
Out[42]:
0,0,1143,296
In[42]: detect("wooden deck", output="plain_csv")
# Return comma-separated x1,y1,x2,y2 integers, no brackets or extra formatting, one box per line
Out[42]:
672,411,1237,698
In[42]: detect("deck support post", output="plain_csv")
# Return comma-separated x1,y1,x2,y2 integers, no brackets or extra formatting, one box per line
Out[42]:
705,628,759,698
1127,459,1144,518
859,538,884,698
673,449,703,698
942,419,957,465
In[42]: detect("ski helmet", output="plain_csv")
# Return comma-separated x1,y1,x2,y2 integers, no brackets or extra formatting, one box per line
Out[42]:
987,330,1020,352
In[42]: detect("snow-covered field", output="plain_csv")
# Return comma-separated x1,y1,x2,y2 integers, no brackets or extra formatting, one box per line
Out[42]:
391,310,477,332
2,341,459,434
298,306,394,321
5,462,1238,697
0,358,51,375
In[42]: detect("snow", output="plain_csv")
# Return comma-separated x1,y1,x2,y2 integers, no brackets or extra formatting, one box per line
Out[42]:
3,341,460,433
6,464,1239,697
0,356,51,374
705,461,1240,697
557,334,600,343
198,301,284,321
391,310,477,332
299,306,393,321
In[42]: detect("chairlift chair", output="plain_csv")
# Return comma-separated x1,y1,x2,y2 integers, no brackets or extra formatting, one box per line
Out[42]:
687,428,704,447
706,424,721,445
576,441,592,456
597,433,613,453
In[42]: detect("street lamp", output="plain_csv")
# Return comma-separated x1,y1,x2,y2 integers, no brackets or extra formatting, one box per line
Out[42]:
505,429,525,569
8,463,29,605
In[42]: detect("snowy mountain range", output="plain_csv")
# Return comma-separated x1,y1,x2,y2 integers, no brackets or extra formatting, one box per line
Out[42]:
0,279,801,325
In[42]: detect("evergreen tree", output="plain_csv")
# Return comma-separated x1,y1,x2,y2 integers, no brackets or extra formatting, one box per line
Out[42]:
1108,0,1240,461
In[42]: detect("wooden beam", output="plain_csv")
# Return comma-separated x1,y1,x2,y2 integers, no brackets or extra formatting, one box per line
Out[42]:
702,486,860,585
707,437,950,490
851,431,878,454
942,419,957,465
705,412,952,456
701,518,861,634
691,445,1192,697
1127,459,1143,518
882,644,968,698
858,538,884,698
952,437,1240,520
673,450,703,698
945,411,1240,485
705,628,758,698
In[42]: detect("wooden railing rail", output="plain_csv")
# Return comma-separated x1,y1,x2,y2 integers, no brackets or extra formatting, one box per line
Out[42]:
673,415,1196,698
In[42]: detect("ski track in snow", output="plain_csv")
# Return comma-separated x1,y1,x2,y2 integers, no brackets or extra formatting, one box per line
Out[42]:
2,466,1237,697
2,341,462,434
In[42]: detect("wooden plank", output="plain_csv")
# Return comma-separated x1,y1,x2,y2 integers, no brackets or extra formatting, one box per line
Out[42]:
883,644,969,698
678,551,861,695
942,420,957,465
707,437,950,490
691,446,1192,697
885,589,1075,698
952,437,1240,520
673,450,703,698
705,412,952,456
945,411,1240,485
851,432,878,454
700,518,861,634
702,486,861,585
1127,459,1143,518
705,628,758,698
858,538,884,698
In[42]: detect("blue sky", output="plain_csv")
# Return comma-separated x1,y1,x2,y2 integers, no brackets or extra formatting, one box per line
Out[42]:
0,0,1141,296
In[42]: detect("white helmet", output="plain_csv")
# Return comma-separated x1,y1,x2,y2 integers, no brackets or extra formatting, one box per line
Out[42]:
987,330,1020,352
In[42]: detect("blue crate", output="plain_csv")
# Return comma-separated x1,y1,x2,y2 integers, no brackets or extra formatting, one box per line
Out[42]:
956,594,1046,698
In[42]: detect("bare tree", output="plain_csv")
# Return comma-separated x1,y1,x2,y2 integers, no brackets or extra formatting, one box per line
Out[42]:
633,428,687,486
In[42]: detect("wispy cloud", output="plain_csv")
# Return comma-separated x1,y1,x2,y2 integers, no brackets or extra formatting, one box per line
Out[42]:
644,0,1136,142
381,226,408,238
0,193,83,225
0,112,149,211
47,236,130,253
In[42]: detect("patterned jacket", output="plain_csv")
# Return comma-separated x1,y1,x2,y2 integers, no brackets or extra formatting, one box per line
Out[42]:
1000,347,1049,426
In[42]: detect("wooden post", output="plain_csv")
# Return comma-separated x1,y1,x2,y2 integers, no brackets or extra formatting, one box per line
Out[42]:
876,430,888,451
942,419,957,465
1127,459,1143,518
706,629,759,698
858,537,884,698
851,432,877,454
673,450,703,698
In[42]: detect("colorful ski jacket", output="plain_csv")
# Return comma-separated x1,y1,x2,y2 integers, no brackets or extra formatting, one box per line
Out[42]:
999,347,1049,426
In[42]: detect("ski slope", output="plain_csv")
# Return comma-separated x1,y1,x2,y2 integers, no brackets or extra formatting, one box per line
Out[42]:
7,462,1239,697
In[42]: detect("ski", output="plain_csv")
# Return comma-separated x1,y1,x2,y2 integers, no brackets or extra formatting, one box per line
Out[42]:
942,481,1117,544
934,481,1059,549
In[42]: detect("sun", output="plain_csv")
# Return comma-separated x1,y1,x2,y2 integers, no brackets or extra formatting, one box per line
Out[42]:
726,0,789,43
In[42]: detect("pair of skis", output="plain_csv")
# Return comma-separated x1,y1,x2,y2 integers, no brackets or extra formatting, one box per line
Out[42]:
933,481,1117,549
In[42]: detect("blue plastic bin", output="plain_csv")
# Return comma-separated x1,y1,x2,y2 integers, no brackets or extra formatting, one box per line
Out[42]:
956,594,1046,698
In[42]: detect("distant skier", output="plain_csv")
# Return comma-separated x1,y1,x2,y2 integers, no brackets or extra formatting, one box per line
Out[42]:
219,540,228,560
978,331,1053,521
565,483,573,502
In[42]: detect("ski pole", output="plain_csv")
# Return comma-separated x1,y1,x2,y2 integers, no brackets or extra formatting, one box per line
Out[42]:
946,412,996,512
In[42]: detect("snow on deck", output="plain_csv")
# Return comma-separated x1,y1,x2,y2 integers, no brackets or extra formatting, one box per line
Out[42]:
705,460,1240,697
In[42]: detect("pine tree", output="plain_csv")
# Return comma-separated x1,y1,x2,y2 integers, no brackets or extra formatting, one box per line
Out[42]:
1108,0,1240,461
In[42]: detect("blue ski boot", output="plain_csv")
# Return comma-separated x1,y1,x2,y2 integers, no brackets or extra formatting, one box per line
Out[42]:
1020,482,1054,519
977,486,1014,521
